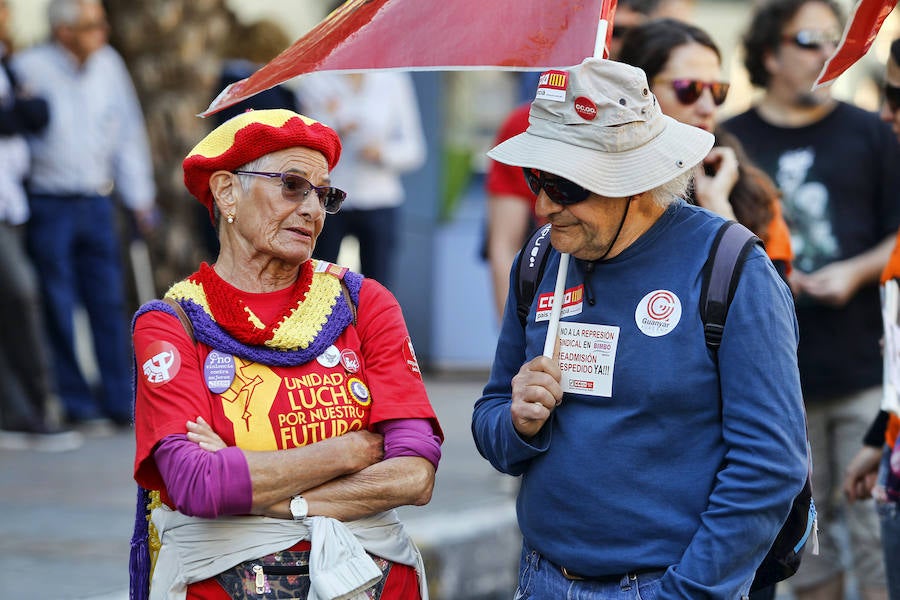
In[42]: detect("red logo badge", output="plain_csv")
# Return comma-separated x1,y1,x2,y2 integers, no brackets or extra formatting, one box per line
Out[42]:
340,349,360,373
402,336,421,378
141,340,181,387
574,96,597,120
647,290,677,321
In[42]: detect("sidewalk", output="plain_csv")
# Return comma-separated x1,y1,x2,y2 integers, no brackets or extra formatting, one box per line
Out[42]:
0,371,520,600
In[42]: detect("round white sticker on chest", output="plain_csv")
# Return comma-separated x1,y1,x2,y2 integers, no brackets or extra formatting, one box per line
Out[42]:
634,289,682,337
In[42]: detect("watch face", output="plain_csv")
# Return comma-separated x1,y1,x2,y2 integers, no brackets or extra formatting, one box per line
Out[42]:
290,495,308,519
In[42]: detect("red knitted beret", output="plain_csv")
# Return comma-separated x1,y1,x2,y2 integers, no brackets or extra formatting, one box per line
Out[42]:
183,109,342,222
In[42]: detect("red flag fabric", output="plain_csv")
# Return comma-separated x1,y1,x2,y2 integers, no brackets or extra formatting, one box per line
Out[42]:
814,0,897,88
201,0,605,117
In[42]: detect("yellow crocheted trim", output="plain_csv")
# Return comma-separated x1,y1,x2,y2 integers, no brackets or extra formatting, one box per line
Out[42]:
147,490,163,577
245,307,265,330
165,280,212,317
164,263,343,351
267,269,341,350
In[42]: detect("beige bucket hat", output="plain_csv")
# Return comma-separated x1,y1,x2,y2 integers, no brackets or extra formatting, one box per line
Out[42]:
487,58,714,198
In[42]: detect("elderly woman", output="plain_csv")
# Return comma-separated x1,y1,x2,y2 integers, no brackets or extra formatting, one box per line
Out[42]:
129,109,442,600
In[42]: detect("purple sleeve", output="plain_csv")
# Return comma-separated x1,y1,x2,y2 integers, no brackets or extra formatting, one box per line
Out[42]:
377,418,442,470
153,434,253,518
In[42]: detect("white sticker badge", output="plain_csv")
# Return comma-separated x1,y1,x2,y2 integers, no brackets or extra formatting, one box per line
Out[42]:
558,322,619,397
635,289,682,337
535,70,568,102
317,345,341,368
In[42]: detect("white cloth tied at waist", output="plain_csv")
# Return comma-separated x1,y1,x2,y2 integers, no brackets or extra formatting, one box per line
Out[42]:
150,505,428,600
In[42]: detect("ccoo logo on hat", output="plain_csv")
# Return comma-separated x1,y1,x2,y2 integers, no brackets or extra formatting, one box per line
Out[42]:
485,58,714,198
574,96,597,120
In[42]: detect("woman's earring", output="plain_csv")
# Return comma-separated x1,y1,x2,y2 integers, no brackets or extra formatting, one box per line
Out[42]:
226,213,235,224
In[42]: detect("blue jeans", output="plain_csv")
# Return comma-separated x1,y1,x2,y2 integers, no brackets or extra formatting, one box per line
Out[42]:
514,543,665,600
26,193,133,423
878,446,900,600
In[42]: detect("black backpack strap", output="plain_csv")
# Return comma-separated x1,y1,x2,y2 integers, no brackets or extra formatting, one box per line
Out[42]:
699,222,813,590
699,221,762,352
515,223,553,327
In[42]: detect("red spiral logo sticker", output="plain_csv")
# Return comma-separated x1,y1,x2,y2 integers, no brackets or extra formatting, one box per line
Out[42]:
647,291,676,321
635,289,682,337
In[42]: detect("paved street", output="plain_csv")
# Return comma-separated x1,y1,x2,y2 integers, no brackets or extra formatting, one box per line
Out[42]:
0,371,520,600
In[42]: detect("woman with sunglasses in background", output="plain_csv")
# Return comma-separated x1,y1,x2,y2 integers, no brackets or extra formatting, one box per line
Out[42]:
128,109,442,600
618,18,794,281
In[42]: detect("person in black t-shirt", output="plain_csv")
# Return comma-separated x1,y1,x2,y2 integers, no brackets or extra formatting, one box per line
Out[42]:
721,2,900,599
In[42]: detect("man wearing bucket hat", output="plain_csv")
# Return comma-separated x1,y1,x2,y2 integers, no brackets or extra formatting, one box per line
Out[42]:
472,58,809,598
128,109,442,600
482,0,698,322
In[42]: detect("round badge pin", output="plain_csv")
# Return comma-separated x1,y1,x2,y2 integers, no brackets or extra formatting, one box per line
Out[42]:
141,340,181,388
340,349,360,373
317,345,342,368
574,96,598,120
634,289,682,337
204,350,236,394
347,377,371,406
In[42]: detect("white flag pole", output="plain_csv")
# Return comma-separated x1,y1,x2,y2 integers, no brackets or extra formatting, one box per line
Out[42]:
542,253,570,358
541,3,614,359
593,20,610,59
594,0,616,60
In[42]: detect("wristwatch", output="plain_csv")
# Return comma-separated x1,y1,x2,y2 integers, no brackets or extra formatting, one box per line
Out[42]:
289,495,308,520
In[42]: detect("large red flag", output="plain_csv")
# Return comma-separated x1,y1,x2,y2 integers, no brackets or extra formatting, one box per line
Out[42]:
814,0,897,88
201,0,607,117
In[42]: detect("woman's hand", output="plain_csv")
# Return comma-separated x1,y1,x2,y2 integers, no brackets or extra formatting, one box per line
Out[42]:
340,430,385,472
186,416,227,452
693,146,739,220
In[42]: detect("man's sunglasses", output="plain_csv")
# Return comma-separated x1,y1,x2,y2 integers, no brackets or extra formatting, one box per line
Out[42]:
657,79,730,106
233,171,346,214
885,83,900,113
522,168,592,205
782,29,841,52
